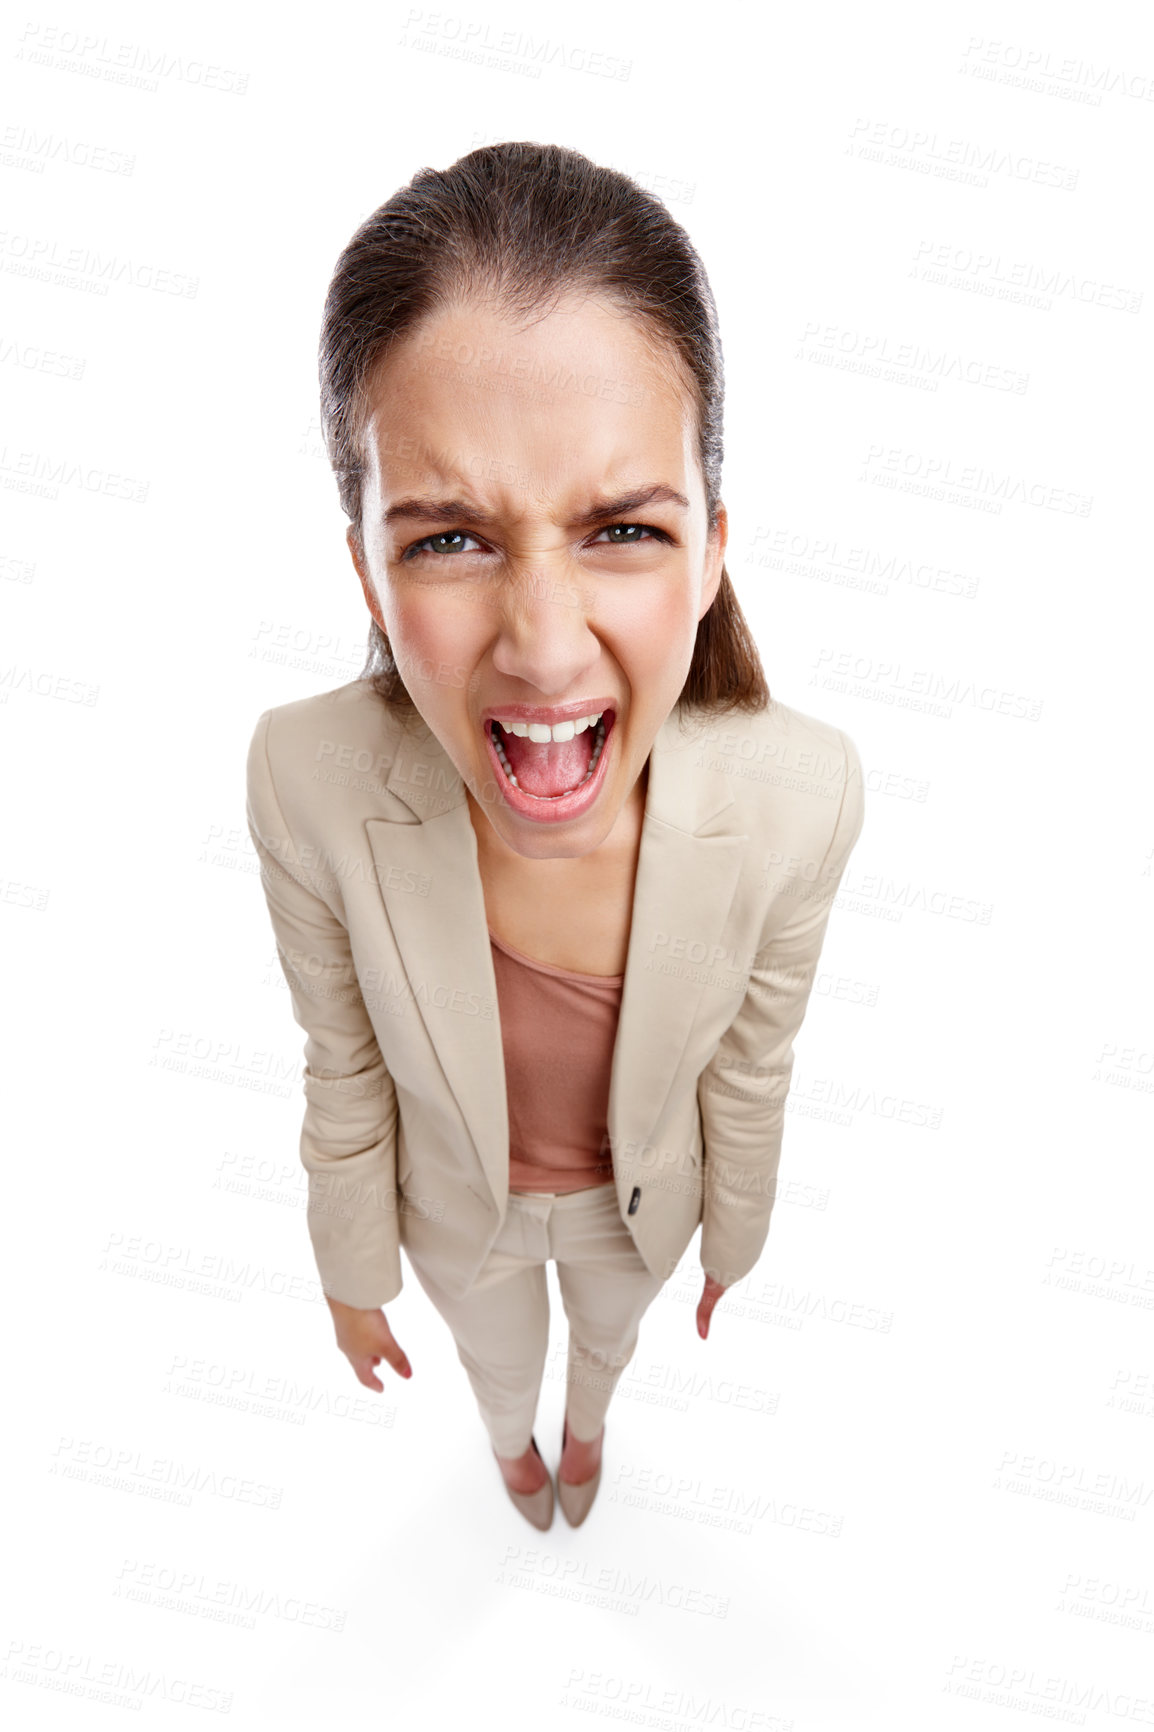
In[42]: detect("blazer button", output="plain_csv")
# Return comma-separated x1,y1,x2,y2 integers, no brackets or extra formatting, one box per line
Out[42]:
627,1186,641,1215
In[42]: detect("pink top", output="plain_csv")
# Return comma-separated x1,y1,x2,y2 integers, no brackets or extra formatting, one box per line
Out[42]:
488,927,622,1194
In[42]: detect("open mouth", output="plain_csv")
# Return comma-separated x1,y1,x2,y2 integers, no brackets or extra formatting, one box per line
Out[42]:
486,711,614,802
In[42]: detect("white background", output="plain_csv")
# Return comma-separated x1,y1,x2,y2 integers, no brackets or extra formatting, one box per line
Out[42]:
3,1,1152,1727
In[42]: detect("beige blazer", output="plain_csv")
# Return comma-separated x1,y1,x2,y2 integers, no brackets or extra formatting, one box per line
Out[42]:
245,679,865,1309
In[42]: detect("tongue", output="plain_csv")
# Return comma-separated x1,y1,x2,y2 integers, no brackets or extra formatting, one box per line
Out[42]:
499,727,594,797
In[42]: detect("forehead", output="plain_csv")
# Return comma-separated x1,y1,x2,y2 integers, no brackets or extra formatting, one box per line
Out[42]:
360,294,700,498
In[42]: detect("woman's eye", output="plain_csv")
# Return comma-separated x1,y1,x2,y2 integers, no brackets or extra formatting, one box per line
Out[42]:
591,522,669,546
402,530,484,560
401,521,670,560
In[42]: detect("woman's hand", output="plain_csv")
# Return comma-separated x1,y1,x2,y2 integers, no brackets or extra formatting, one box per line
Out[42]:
696,1273,729,1340
325,1295,413,1391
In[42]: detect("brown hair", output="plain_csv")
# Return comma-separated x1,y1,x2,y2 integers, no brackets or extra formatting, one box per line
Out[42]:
318,141,770,715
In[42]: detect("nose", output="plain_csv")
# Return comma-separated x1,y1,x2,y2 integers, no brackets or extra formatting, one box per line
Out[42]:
489,564,601,695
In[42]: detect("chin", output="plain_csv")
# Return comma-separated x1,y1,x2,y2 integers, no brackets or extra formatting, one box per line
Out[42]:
502,808,614,859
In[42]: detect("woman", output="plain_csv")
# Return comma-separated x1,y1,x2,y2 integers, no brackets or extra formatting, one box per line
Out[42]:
245,142,865,1532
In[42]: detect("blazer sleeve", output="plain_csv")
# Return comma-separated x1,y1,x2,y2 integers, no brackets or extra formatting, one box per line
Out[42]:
245,709,404,1309
697,729,865,1289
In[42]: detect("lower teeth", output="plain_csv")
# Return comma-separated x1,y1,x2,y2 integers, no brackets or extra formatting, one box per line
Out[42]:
490,719,607,799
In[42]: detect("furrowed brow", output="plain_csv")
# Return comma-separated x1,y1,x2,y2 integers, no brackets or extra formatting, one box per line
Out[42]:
382,483,690,533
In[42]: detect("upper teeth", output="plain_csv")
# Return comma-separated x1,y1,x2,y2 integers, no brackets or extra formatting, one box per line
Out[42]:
494,711,603,743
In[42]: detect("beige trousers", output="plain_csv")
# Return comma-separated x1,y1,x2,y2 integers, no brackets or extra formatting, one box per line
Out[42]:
405,1181,667,1457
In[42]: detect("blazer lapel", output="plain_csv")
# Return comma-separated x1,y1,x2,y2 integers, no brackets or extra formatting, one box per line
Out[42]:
364,711,508,1200
602,708,747,1194
364,706,748,1208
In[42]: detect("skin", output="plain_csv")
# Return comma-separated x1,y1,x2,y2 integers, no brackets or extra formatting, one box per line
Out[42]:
334,291,731,1492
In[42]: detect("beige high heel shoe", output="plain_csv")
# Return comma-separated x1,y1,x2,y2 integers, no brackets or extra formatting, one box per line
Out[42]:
557,1416,603,1527
493,1435,554,1530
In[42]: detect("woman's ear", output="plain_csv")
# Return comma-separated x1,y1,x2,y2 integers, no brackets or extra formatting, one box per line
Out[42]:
346,523,367,580
348,526,387,634
699,502,728,619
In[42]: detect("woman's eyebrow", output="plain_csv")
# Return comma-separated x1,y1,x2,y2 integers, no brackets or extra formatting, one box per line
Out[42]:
383,495,497,528
382,483,690,531
571,485,690,527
